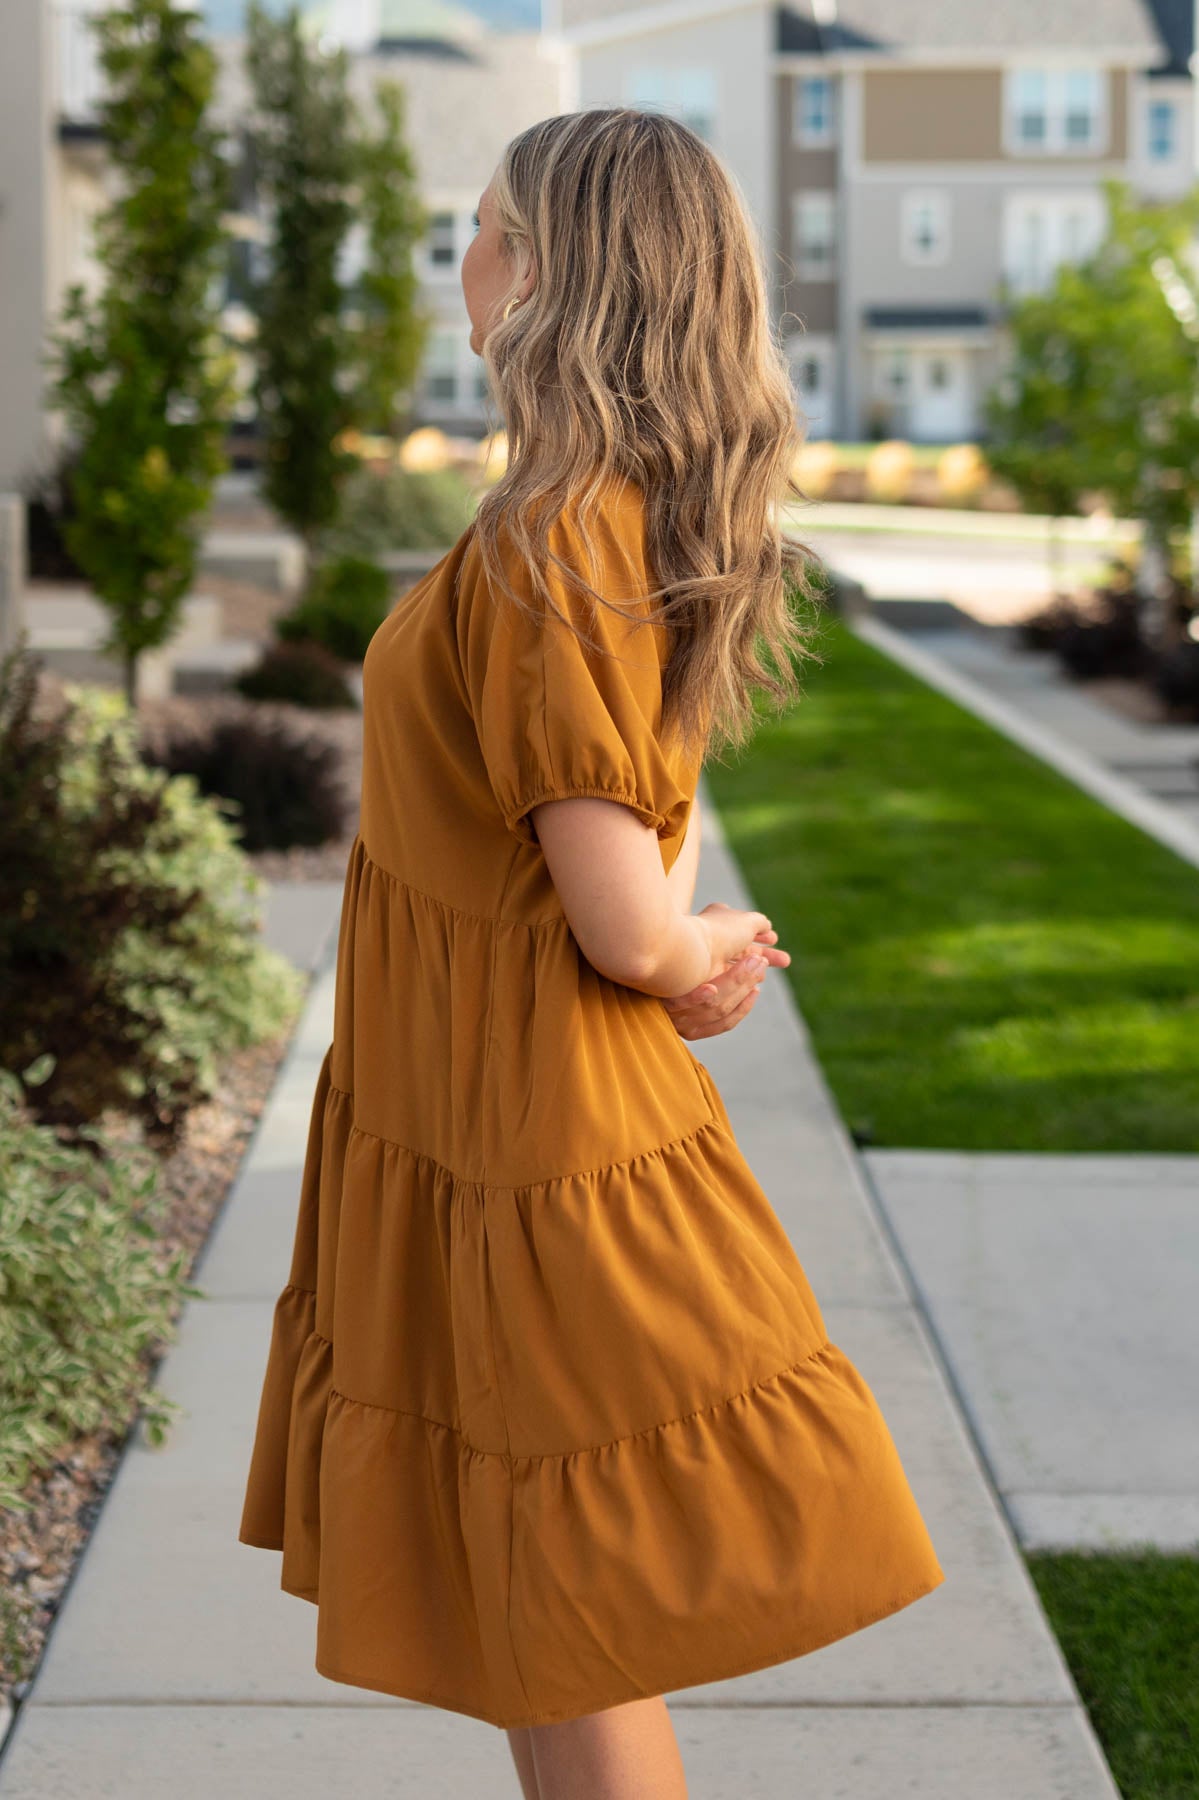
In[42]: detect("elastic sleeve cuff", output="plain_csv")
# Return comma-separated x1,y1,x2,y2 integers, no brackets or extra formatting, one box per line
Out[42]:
504,786,679,848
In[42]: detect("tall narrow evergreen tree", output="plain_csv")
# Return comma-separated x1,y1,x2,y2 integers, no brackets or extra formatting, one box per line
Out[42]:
350,80,434,441
245,1,358,568
49,0,234,705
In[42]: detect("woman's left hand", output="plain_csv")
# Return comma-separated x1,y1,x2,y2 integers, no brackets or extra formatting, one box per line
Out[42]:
660,931,791,1041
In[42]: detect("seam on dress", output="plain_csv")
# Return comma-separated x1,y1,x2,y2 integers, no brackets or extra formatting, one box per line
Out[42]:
356,835,568,931
326,1338,839,1463
321,1096,723,1190
474,830,536,1714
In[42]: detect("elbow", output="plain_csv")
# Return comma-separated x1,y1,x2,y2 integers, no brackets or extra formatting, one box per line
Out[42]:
573,927,665,992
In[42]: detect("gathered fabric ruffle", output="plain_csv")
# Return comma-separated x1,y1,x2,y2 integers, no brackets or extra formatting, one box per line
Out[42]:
238,1047,945,1729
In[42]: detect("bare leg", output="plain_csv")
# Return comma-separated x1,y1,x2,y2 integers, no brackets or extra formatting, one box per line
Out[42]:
506,1726,542,1800
529,1695,688,1800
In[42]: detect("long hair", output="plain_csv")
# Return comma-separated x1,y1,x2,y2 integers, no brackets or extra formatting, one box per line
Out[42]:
471,106,823,767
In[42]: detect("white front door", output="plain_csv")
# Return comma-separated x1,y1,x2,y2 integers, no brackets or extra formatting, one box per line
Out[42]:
909,347,973,441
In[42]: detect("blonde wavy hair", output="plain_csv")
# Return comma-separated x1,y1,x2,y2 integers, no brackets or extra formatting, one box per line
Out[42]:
471,106,824,766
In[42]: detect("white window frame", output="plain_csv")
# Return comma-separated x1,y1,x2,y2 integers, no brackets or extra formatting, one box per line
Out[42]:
900,190,951,267
1003,67,1108,156
422,209,462,278
793,191,837,281
1001,190,1106,296
793,74,836,148
422,326,460,404
1146,96,1178,162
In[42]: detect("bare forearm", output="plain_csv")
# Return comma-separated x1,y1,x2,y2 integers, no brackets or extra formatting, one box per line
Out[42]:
621,904,713,997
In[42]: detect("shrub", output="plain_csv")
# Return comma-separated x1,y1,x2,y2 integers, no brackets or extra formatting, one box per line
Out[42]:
1056,591,1148,680
865,440,915,503
791,441,840,502
1153,641,1199,718
0,642,302,1143
235,640,358,710
936,444,989,505
320,461,476,557
1017,597,1076,652
141,713,347,852
398,426,452,471
0,1056,198,1514
276,553,391,662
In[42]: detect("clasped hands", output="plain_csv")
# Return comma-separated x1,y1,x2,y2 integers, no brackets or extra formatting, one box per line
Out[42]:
661,901,790,1042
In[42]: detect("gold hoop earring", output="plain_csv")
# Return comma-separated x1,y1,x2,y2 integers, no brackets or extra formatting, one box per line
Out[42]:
502,296,523,322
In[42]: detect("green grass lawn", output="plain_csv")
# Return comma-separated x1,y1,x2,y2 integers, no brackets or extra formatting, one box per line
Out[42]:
1027,1550,1199,1800
704,615,1199,1151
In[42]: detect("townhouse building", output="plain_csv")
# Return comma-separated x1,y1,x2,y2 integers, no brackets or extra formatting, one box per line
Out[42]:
554,0,1199,440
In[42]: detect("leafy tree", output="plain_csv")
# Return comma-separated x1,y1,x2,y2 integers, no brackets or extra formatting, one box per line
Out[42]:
983,292,1090,593
986,181,1199,607
350,80,433,439
245,1,358,567
47,0,235,705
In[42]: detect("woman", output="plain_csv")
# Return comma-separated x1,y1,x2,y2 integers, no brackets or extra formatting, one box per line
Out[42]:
238,107,944,1799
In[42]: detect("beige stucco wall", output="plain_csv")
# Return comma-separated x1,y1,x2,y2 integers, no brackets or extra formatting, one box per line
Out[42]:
572,2,776,252
0,0,52,490
862,66,1128,164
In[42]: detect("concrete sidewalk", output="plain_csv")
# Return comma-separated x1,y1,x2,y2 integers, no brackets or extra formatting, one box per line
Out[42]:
864,1149,1199,1556
0,795,1119,1798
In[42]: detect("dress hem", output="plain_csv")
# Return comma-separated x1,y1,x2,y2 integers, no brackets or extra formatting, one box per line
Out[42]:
305,1567,946,1730
236,1527,945,1732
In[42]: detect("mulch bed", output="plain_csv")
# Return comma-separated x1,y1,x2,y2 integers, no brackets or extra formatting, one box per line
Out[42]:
1,665,364,1725
0,1014,302,1711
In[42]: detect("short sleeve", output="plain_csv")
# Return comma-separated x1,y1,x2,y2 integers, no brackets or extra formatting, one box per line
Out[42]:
457,511,694,849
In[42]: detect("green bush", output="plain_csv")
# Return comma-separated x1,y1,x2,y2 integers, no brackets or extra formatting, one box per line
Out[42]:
321,462,476,557
141,713,348,851
276,553,391,662
235,640,358,710
0,642,302,1144
0,1056,199,1515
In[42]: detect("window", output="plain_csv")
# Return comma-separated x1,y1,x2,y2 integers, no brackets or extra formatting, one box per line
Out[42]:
901,190,950,266
793,192,836,280
885,348,910,394
793,74,836,147
427,212,457,268
626,67,717,142
423,329,458,403
1063,71,1100,147
1005,68,1105,155
1002,192,1106,295
1011,70,1048,148
1148,99,1177,162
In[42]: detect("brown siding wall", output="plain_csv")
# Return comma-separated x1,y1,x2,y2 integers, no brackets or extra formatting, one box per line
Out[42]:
776,71,838,337
861,66,1128,163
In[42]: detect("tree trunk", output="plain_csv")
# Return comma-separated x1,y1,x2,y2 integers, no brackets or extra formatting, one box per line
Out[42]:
124,647,138,709
1047,517,1064,597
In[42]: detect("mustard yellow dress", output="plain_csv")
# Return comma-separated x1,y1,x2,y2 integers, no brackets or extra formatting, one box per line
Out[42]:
237,474,945,1728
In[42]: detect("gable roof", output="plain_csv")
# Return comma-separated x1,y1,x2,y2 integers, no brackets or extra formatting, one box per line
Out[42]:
776,0,1163,59
1139,0,1195,74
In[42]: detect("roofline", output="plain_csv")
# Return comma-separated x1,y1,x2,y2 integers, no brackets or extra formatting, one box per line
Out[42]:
775,46,1168,70
558,0,1167,63
555,0,765,50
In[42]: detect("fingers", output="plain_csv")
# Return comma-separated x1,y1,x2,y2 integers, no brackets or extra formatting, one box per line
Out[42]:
664,950,769,1038
672,981,762,1040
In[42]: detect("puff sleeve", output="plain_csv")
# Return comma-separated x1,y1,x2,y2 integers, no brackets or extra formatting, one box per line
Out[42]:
458,514,694,849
